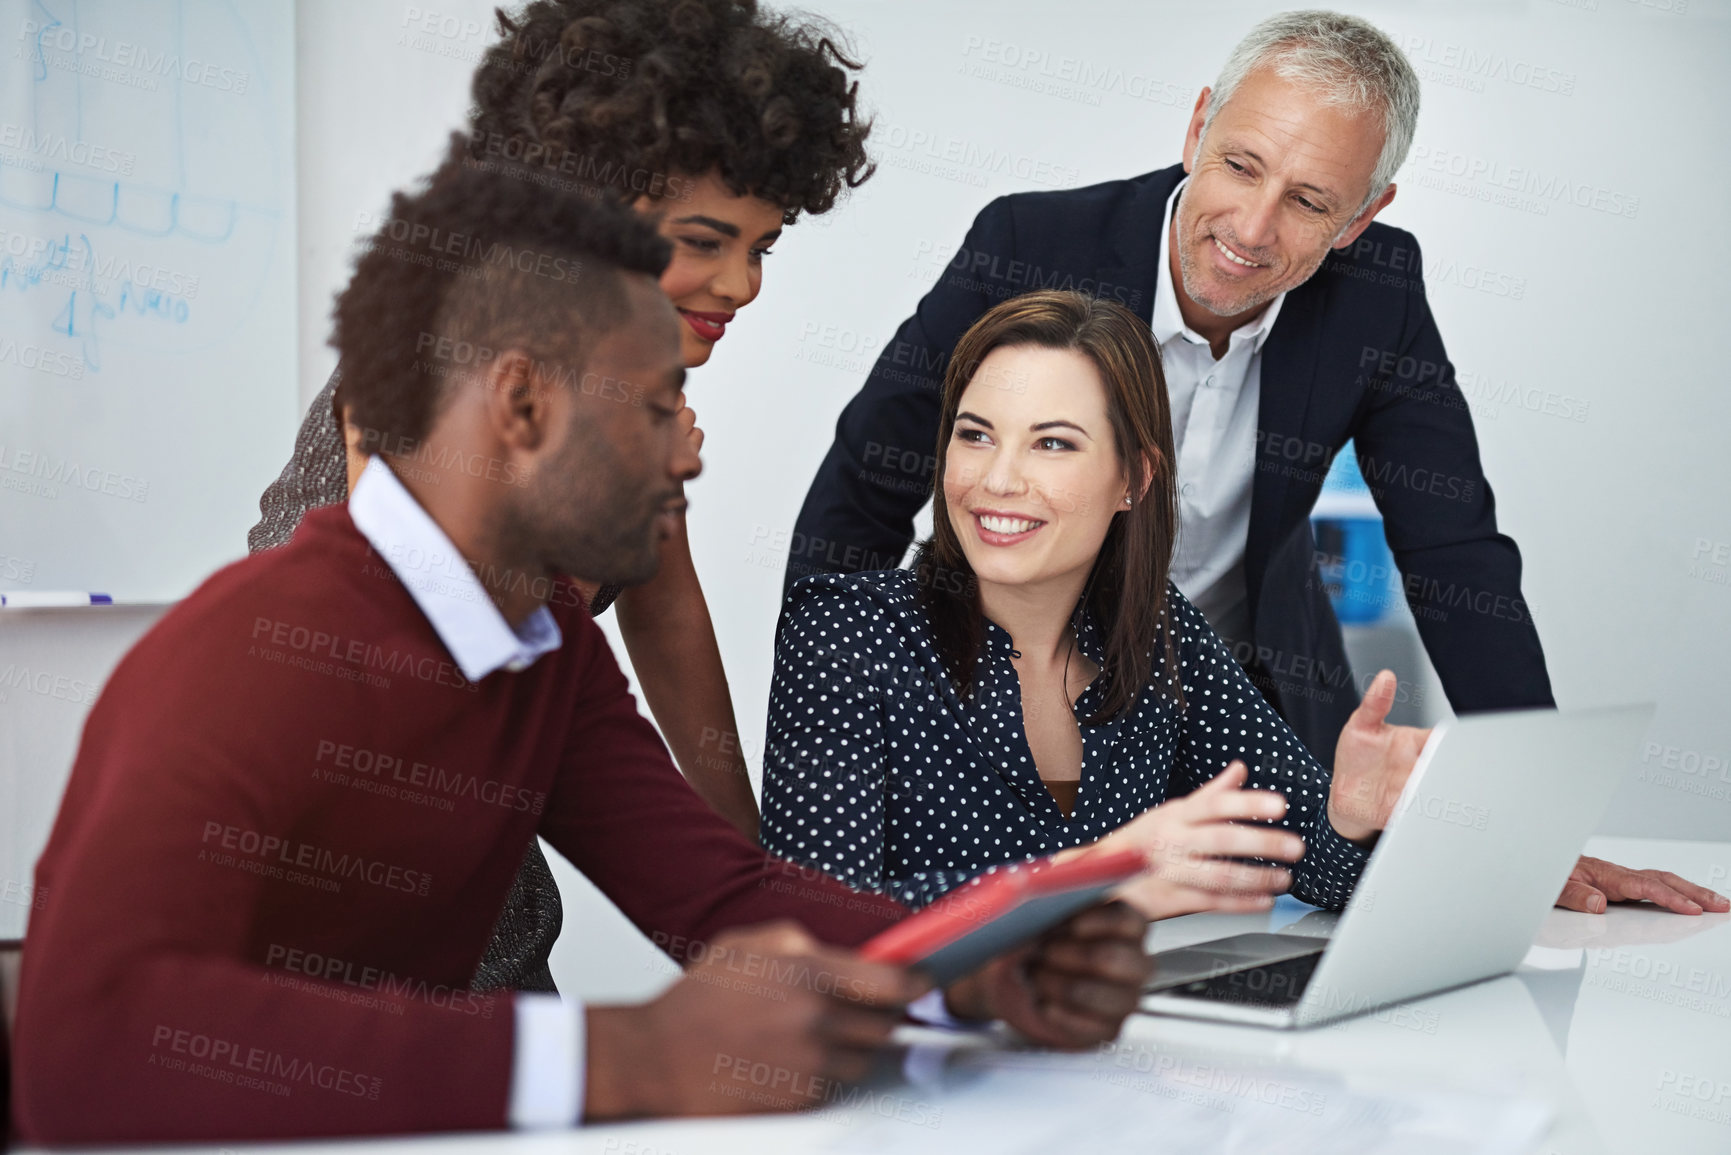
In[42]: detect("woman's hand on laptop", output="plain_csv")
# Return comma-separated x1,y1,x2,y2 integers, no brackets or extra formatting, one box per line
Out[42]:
1093,763,1305,920
1328,670,1433,843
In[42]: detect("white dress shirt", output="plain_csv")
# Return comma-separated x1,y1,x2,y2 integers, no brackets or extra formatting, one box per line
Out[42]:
1151,178,1287,647
349,456,580,1129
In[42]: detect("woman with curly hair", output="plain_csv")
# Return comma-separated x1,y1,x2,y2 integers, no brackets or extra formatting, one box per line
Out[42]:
248,0,873,994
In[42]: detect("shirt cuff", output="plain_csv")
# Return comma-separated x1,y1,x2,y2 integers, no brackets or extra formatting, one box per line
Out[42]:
1302,807,1376,908
508,993,582,1129
1315,806,1377,859
906,987,990,1030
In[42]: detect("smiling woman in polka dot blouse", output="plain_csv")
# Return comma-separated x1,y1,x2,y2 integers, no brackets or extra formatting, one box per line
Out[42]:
762,291,1432,917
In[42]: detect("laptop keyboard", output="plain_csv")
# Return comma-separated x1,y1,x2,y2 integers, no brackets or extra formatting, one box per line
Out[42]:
1166,951,1321,1008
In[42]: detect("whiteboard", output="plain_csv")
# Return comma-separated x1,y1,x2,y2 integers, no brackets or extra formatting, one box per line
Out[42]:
0,0,297,602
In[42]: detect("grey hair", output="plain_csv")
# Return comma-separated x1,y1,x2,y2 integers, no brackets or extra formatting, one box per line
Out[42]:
1197,10,1420,219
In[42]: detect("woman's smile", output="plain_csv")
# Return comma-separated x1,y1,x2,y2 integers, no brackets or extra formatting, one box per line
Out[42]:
972,509,1048,546
677,308,732,344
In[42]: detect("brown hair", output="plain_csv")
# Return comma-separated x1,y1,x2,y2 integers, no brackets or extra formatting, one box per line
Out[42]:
916,290,1182,723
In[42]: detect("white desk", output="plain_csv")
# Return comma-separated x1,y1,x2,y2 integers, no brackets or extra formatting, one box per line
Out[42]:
15,836,1730,1155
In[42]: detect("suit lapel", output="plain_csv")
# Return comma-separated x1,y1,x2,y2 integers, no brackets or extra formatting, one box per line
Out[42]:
1100,165,1184,328
1247,278,1326,613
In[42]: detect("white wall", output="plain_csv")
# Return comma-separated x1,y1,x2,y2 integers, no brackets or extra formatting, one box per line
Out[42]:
293,0,480,408
0,607,168,940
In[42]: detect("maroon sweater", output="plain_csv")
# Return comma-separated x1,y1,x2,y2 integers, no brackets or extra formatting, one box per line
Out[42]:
14,507,905,1143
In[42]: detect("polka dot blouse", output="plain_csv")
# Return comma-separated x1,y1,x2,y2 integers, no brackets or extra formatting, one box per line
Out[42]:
760,569,1371,911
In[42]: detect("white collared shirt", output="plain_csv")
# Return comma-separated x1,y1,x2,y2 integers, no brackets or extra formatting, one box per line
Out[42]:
349,456,562,681
1151,177,1287,647
349,456,580,1129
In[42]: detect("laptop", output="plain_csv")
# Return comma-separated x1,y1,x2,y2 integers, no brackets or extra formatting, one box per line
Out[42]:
1140,704,1654,1028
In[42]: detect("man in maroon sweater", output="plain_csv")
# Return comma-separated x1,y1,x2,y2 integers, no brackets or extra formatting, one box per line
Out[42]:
12,142,1151,1142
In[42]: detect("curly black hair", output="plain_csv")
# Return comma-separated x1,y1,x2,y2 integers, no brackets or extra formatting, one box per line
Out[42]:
332,134,672,447
468,0,873,222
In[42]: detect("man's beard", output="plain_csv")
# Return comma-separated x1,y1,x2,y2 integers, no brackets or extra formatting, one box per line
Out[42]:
1173,213,1292,320
504,421,665,589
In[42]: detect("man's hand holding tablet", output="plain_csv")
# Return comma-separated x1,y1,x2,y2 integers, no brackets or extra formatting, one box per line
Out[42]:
583,854,1154,1119
939,901,1152,1047
862,847,1154,1045
584,921,929,1119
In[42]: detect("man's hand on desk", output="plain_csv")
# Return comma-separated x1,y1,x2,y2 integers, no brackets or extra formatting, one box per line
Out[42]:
1327,669,1432,843
583,921,928,1120
938,901,1153,1047
1555,855,1730,916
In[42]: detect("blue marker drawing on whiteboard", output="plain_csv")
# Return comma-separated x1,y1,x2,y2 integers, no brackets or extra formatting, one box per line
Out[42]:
0,0,282,371
2,229,193,371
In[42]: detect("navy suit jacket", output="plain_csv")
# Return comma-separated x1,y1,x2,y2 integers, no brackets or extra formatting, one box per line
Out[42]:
785,164,1554,764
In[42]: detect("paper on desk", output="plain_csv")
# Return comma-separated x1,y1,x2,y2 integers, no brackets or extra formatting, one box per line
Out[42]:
819,1050,1551,1155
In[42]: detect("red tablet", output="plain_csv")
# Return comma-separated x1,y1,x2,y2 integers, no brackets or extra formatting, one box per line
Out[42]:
861,847,1147,985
